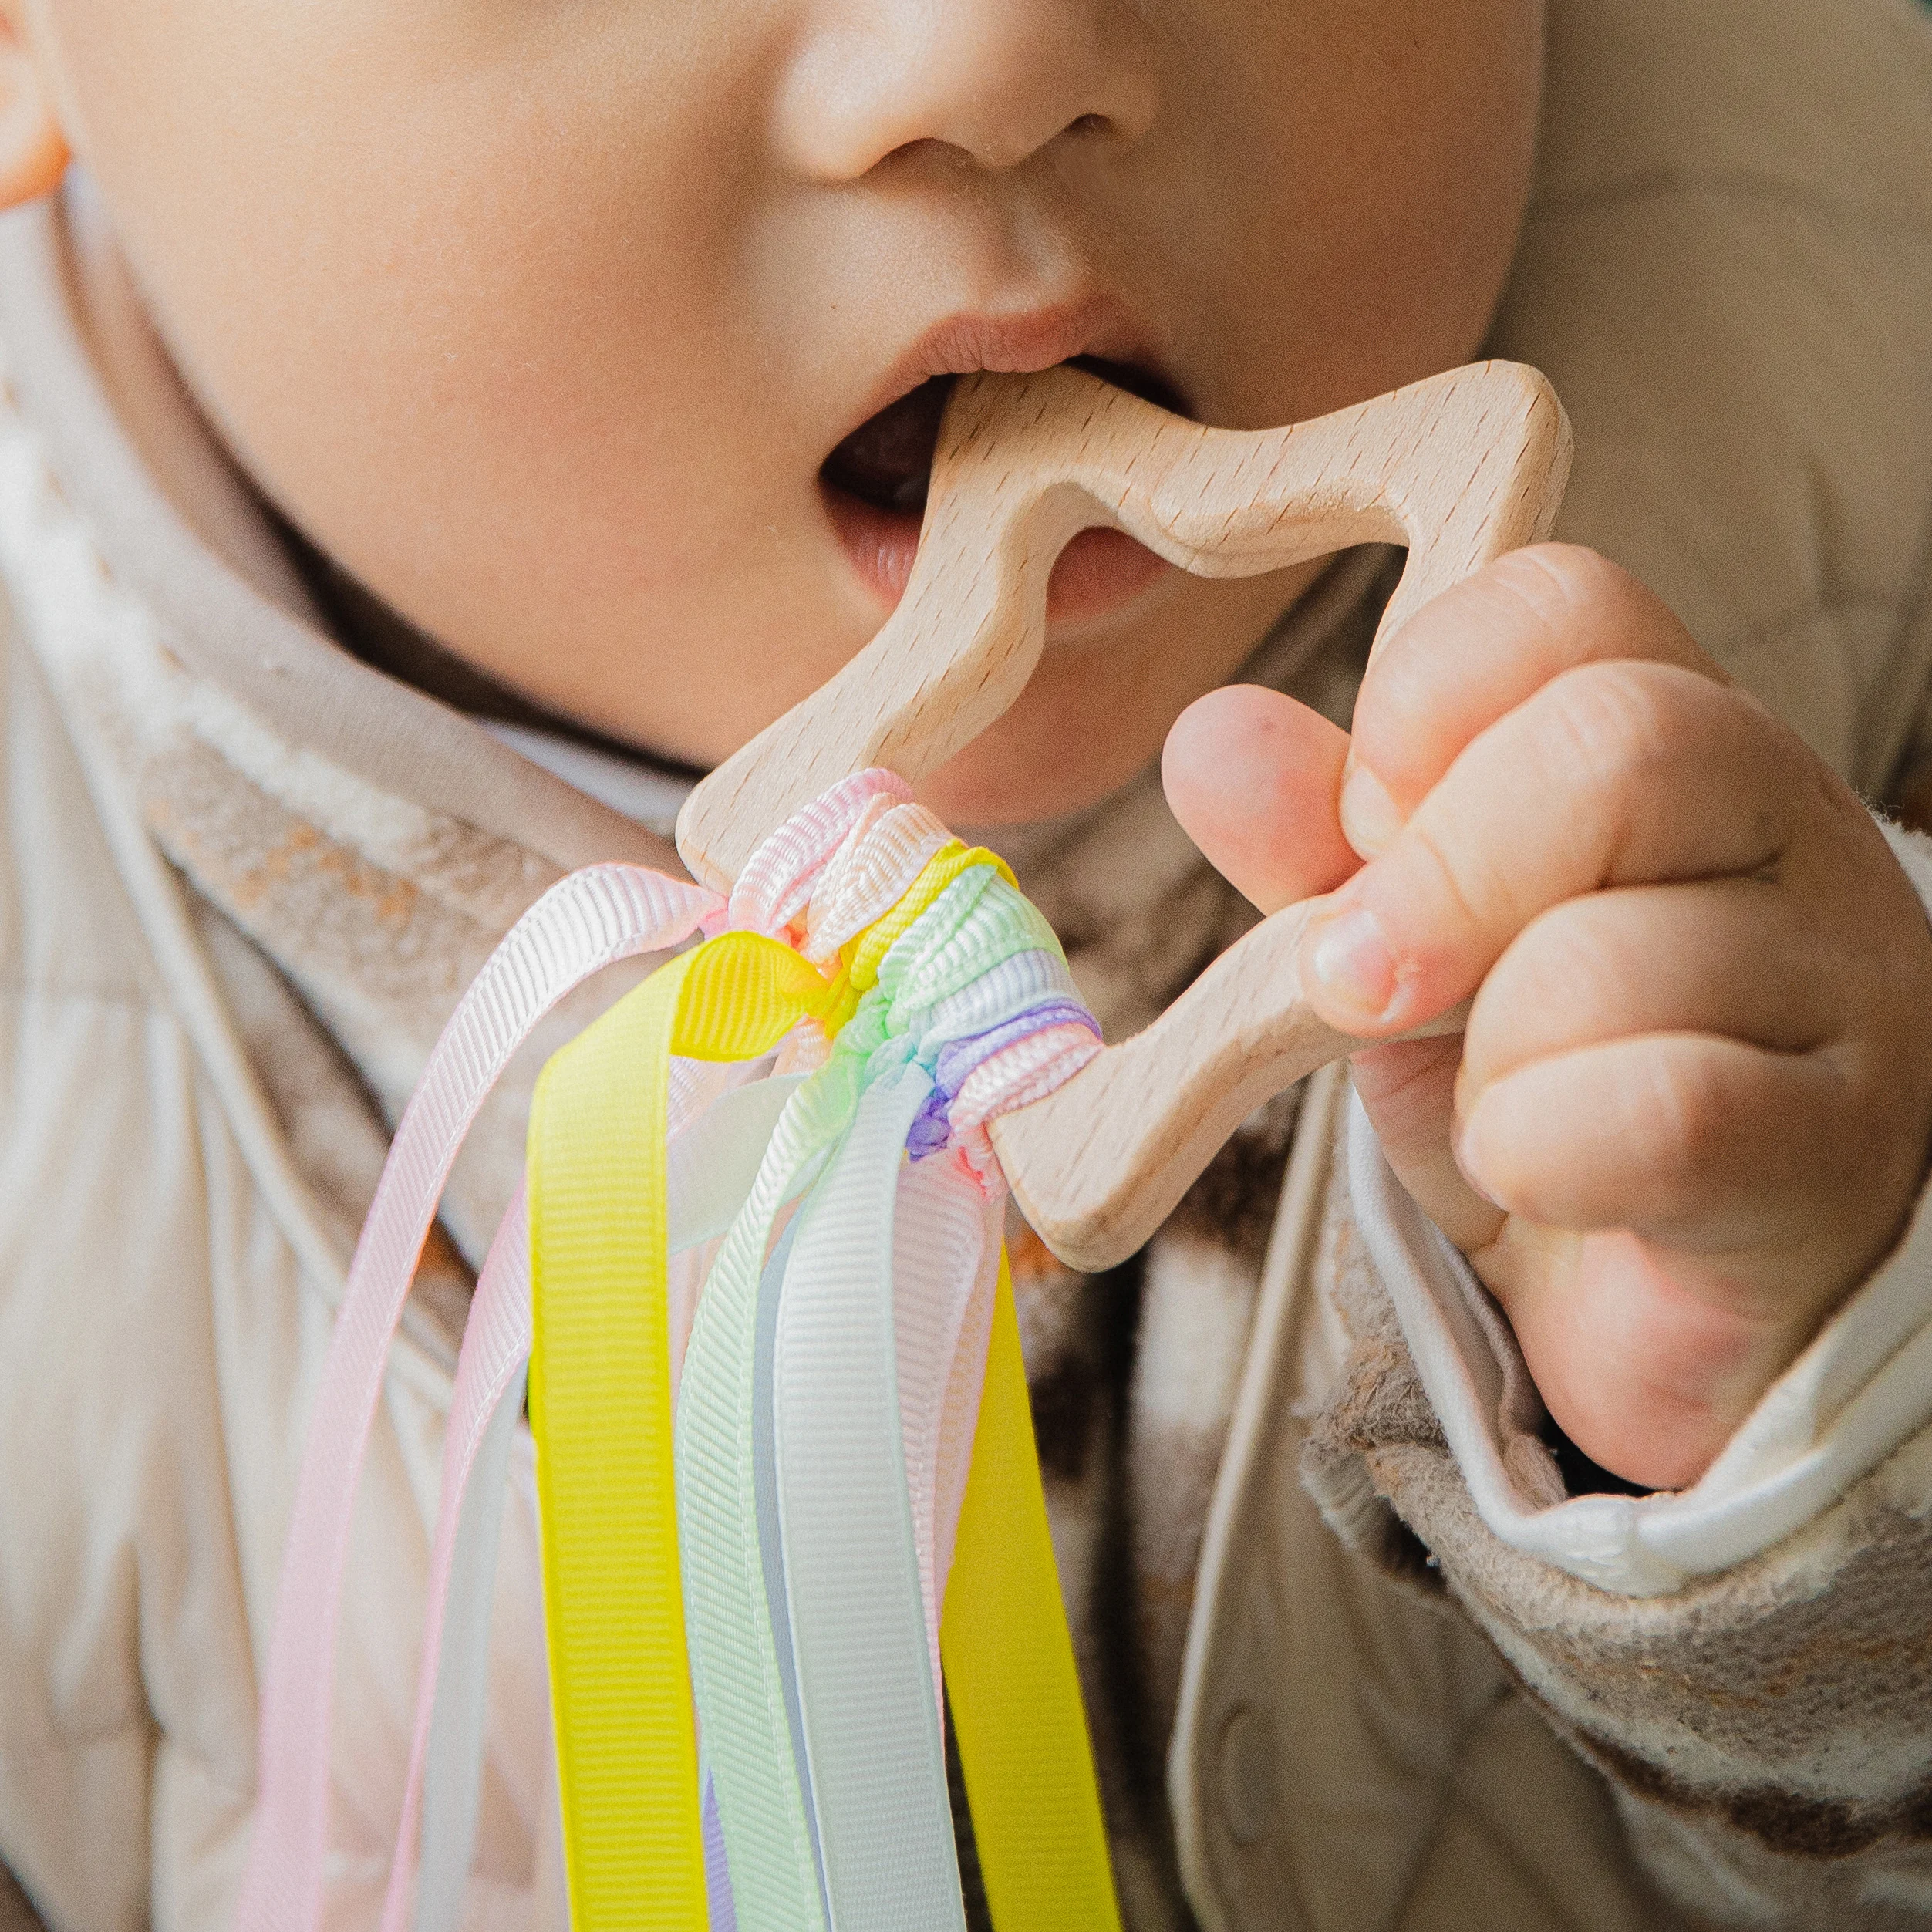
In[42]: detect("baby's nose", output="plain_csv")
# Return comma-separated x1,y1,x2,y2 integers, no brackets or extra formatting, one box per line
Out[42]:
773,0,1159,182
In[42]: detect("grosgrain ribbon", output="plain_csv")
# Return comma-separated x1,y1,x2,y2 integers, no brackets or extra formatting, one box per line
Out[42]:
239,774,1120,1932
236,865,723,1932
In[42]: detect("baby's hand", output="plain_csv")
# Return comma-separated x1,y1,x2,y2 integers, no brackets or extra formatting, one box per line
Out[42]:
1164,547,1932,1489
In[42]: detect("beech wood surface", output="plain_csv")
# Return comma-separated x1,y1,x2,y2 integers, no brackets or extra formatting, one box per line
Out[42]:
677,361,1571,1271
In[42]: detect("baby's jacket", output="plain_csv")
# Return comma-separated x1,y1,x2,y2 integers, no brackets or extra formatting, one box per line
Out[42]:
1,0,1931,1927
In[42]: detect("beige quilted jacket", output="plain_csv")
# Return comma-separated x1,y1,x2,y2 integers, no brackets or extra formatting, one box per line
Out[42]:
2,2,1931,1928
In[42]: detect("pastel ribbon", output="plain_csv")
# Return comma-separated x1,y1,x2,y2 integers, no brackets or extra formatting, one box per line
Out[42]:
238,773,1121,1932
237,865,723,1932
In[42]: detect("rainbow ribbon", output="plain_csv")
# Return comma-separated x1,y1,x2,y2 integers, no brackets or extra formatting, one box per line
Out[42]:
238,773,1123,1932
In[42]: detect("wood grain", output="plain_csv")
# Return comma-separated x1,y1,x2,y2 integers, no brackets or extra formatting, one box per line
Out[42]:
676,360,1571,1269
994,912,1470,1273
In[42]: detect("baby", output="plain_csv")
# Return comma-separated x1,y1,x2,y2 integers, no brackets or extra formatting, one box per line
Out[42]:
0,0,1930,1927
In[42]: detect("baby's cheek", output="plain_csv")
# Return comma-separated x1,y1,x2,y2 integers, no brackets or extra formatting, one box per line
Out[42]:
60,0,827,744
1167,0,1543,430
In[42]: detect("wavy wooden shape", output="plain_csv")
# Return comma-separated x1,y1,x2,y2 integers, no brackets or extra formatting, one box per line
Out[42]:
677,360,1571,1270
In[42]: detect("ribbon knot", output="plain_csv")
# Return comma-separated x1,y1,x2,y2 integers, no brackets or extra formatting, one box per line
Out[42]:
727,773,1103,1175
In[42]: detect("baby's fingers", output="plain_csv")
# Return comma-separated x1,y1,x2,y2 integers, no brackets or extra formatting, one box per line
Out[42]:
1468,1030,1883,1488
1296,660,1840,1037
1459,873,1932,1300
1341,545,1719,855
1162,684,1360,914
1358,872,1867,1266
1461,878,1843,1092
1462,1033,1847,1263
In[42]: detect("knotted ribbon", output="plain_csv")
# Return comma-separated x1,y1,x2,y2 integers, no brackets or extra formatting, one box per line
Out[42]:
238,772,1122,1932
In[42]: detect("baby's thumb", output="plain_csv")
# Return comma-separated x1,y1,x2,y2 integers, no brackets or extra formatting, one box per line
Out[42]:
1162,686,1359,914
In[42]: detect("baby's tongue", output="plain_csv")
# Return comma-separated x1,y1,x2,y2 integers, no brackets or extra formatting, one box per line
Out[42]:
822,376,955,514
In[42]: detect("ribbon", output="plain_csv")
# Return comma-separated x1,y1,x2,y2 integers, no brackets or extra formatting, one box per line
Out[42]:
237,865,723,1932
239,776,1121,1932
941,1257,1120,1932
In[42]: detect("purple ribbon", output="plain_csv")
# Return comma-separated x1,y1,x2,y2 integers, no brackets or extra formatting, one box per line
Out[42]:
905,998,1102,1158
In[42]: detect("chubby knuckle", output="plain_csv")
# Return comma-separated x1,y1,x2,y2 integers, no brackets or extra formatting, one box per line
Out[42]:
1491,543,1644,639
1499,545,1724,691
1512,540,1635,609
1401,809,1495,946
1539,660,1688,793
1636,1048,1736,1176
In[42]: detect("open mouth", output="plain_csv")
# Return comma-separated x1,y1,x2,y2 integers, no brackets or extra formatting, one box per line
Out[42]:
819,357,1189,617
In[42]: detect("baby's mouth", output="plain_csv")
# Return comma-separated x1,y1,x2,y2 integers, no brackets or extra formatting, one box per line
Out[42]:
821,373,957,520
819,358,1188,617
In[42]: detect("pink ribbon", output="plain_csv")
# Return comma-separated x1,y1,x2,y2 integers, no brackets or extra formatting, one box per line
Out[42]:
237,866,721,1932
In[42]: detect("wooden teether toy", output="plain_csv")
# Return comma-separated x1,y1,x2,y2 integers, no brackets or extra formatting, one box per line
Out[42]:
681,359,1573,1269
241,360,1569,1932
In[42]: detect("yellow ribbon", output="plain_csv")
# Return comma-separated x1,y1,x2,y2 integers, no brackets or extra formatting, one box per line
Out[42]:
528,932,833,1927
942,1251,1123,1932
841,839,1016,993
529,909,1120,1929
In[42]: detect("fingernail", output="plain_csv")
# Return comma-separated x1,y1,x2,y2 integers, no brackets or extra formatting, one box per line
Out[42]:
1339,760,1404,858
1304,904,1398,1023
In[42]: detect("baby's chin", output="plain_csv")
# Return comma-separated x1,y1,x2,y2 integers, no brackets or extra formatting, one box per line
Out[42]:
820,484,1172,623
902,672,1158,833
810,494,1183,828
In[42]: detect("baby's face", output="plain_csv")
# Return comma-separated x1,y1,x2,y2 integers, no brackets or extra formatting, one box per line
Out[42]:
32,0,1541,823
